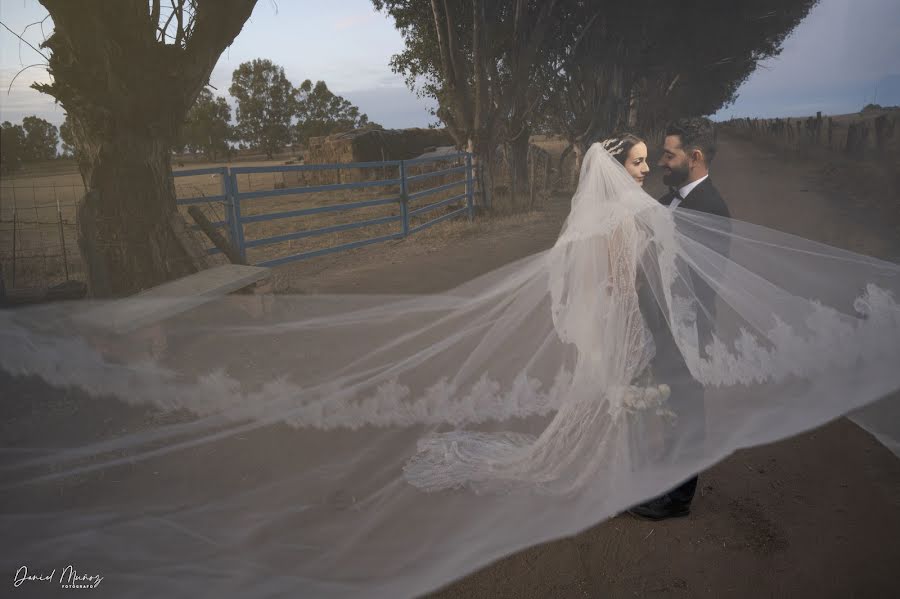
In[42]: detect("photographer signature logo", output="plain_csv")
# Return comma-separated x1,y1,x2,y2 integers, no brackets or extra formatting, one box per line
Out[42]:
14,565,103,590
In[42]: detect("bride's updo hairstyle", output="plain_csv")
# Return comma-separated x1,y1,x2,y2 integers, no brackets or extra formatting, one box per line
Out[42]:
595,132,645,165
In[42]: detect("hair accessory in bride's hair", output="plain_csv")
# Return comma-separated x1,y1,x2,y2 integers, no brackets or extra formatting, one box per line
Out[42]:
599,137,626,158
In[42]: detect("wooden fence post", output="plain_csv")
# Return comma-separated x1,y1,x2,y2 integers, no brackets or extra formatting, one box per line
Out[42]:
187,206,247,265
399,160,410,236
529,149,536,210
56,192,69,280
464,154,475,221
11,206,17,288
228,172,247,262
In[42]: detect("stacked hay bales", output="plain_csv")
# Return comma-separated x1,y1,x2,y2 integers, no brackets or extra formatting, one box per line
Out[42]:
285,128,456,187
404,146,469,219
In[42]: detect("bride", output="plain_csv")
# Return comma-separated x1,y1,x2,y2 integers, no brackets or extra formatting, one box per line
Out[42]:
1,134,899,598
403,134,676,495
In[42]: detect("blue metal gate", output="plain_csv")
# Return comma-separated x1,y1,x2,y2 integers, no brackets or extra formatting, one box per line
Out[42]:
175,152,475,267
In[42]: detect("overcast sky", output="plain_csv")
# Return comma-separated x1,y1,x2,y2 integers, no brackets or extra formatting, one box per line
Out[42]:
1,0,898,131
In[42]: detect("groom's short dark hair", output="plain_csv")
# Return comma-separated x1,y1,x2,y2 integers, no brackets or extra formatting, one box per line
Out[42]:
666,117,717,164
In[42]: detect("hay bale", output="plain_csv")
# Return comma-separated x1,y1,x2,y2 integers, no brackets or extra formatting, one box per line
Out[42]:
405,146,470,206
304,128,455,185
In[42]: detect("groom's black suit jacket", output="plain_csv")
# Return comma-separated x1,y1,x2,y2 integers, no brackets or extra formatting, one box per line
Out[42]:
641,176,731,369
659,177,731,318
658,177,730,219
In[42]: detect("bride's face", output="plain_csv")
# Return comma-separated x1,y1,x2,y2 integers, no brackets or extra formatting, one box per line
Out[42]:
623,142,650,186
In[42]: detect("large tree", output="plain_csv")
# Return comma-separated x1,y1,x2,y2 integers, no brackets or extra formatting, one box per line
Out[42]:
34,0,258,297
293,80,377,145
183,88,233,161
0,117,59,167
536,2,641,183
1,121,26,173
21,116,59,161
229,58,294,159
374,0,559,210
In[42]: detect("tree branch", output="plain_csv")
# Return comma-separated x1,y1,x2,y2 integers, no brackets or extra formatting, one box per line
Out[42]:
6,64,47,94
0,20,50,62
572,12,602,55
150,0,161,32
159,8,178,42
472,0,484,139
181,0,258,103
174,0,185,46
430,0,470,137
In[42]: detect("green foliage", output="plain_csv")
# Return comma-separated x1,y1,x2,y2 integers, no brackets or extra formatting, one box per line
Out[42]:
59,115,77,158
229,59,295,158
1,121,26,173
0,117,58,171
639,1,820,129
21,116,59,161
183,89,233,161
371,0,447,110
294,80,379,144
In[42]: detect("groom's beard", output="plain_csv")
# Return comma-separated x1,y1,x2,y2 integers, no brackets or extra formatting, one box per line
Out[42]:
662,163,690,187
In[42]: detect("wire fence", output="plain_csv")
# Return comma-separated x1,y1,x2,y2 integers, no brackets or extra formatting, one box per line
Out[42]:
0,179,238,290
0,183,83,290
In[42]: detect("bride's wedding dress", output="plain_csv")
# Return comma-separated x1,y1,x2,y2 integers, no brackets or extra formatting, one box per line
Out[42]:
402,154,669,494
1,144,898,598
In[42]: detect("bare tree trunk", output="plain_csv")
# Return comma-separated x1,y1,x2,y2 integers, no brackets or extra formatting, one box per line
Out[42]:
76,133,196,297
429,0,555,214
627,80,641,128
507,125,530,211
558,141,574,177
528,147,535,210
571,143,584,190
480,150,495,211
467,137,492,210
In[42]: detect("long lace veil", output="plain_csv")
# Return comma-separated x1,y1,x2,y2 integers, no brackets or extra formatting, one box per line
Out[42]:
2,143,898,598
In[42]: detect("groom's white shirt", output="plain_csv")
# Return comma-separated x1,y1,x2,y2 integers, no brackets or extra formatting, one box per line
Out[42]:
670,174,709,210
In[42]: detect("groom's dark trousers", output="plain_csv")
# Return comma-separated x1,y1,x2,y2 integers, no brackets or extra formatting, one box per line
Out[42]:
650,178,731,509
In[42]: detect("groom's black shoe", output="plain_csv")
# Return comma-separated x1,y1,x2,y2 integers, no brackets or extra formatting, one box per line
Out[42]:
627,495,690,521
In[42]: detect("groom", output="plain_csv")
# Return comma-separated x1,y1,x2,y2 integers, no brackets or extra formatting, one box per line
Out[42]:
629,117,730,521
657,117,730,218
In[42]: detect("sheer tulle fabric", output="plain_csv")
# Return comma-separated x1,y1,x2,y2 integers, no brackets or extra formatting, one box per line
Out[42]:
2,145,898,598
